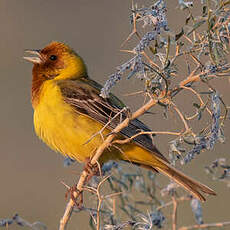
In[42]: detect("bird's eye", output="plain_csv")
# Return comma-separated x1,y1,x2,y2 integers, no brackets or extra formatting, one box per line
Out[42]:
49,55,57,61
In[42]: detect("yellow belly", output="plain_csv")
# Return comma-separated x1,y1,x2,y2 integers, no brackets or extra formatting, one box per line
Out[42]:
33,80,112,162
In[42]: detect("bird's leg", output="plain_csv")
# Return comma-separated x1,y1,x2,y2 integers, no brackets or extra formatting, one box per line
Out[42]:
65,159,100,208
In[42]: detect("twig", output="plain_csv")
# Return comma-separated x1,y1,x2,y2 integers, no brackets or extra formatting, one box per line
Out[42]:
172,196,177,230
121,2,141,47
179,221,230,230
84,107,128,145
96,176,111,230
123,90,145,97
83,177,122,230
113,131,181,145
156,196,190,211
170,102,190,131
181,86,212,118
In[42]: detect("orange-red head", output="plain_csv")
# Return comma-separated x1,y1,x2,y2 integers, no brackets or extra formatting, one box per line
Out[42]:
24,41,87,106
24,41,87,80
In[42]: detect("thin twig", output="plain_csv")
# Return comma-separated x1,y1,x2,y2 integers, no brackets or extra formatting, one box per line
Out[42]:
157,196,190,211
172,196,178,230
121,5,141,47
181,86,212,118
96,176,111,230
84,107,128,145
113,131,181,145
179,221,230,230
170,102,190,131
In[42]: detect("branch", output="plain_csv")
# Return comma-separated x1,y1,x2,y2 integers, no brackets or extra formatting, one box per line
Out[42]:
59,97,159,230
59,64,222,230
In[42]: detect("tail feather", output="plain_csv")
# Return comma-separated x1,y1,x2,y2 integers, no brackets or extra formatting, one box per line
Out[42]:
121,145,216,201
155,163,216,201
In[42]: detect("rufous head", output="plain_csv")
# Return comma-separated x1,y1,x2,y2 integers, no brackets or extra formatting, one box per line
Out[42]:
24,41,87,80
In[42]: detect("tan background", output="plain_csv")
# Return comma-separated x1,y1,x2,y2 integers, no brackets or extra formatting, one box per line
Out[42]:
0,0,229,229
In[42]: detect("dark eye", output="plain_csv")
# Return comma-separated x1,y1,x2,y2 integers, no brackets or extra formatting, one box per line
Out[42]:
49,55,57,61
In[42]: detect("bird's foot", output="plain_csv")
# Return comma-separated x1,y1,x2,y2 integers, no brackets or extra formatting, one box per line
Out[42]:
84,158,100,183
124,106,132,119
65,185,83,209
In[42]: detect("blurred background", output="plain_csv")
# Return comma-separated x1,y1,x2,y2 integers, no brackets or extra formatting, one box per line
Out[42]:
0,0,229,229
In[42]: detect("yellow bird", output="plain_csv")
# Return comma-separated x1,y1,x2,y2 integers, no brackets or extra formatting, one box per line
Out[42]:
24,41,216,201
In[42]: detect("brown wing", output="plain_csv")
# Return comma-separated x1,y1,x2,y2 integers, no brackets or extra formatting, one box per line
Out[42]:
57,78,169,163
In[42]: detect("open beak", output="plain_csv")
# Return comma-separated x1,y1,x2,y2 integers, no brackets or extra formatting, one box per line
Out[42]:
23,49,42,64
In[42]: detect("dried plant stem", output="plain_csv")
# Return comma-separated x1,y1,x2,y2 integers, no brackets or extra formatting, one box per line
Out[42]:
143,51,160,69
171,102,190,131
181,86,212,118
172,196,178,230
84,107,128,145
113,131,181,145
179,221,230,230
157,196,190,211
96,176,110,230
179,73,216,88
121,3,141,47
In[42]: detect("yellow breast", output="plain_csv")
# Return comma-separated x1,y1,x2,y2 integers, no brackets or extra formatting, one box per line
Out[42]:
33,80,109,162
33,80,155,166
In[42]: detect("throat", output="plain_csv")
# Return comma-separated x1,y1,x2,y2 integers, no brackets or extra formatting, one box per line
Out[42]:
31,73,47,108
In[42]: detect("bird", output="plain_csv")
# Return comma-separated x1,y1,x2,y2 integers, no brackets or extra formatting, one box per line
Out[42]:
24,41,216,201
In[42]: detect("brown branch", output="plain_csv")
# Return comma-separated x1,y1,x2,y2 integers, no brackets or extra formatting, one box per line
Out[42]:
59,98,159,230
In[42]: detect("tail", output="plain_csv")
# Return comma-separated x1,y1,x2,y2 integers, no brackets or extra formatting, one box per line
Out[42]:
154,163,216,201
120,144,216,201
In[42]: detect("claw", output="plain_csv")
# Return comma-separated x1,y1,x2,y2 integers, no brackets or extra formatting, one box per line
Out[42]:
65,185,83,209
64,159,100,208
84,158,100,183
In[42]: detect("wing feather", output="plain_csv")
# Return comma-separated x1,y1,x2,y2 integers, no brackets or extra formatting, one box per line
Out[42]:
57,78,169,163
